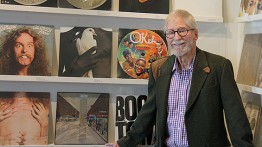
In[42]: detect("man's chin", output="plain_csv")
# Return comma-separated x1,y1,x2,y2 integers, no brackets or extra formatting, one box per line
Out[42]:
171,50,187,57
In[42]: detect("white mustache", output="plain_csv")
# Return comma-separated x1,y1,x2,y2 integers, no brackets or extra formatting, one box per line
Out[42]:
173,41,185,45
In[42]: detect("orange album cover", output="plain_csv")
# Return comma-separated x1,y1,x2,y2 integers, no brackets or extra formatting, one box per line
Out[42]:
117,29,168,79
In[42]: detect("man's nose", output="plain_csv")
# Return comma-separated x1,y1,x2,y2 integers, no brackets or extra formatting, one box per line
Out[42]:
173,32,182,40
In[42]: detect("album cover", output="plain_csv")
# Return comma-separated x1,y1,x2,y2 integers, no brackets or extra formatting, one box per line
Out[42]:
239,0,246,16
58,27,112,77
1,0,58,7
255,34,262,87
115,95,155,145
257,0,262,14
55,92,109,145
119,0,169,14
0,92,50,145
0,24,54,76
241,91,261,141
245,0,259,15
237,34,262,86
117,29,168,79
249,103,261,140
59,0,111,10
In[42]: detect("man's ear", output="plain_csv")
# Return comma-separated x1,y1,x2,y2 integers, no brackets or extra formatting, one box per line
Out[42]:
194,29,198,41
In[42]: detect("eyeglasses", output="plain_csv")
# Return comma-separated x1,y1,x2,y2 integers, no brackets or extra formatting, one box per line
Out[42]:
164,27,195,39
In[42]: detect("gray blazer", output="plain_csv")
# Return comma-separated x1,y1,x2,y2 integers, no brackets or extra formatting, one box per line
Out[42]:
117,48,253,147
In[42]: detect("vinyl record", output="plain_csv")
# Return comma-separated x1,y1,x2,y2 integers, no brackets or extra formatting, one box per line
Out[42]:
14,0,47,5
118,29,168,79
66,0,107,10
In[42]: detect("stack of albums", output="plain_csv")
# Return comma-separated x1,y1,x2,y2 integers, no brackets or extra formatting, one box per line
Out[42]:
59,27,112,78
0,92,50,145
0,24,54,76
55,92,109,145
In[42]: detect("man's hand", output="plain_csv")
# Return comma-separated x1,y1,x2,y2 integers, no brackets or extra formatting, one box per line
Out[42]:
105,142,120,147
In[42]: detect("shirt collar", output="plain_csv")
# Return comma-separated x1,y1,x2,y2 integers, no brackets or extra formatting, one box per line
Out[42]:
172,55,196,73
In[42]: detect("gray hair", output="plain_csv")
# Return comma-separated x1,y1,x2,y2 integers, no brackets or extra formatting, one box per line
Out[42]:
164,9,198,31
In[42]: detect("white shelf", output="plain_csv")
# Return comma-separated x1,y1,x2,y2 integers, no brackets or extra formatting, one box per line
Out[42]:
234,14,262,23
0,75,148,85
237,83,262,95
0,4,223,30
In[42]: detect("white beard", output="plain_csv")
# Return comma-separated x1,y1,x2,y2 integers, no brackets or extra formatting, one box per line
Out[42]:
169,39,193,57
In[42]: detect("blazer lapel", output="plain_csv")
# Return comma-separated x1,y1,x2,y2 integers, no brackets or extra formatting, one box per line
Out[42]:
155,55,175,129
156,55,176,100
186,48,209,113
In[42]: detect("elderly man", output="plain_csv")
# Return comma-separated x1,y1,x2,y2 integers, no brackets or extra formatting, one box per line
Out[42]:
107,9,253,147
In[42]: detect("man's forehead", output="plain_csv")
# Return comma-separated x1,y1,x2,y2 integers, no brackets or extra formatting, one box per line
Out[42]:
167,17,188,28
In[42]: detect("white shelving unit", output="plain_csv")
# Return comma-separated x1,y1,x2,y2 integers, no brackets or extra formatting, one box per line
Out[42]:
0,2,224,146
234,14,262,23
238,84,262,97
0,4,223,30
235,14,262,147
